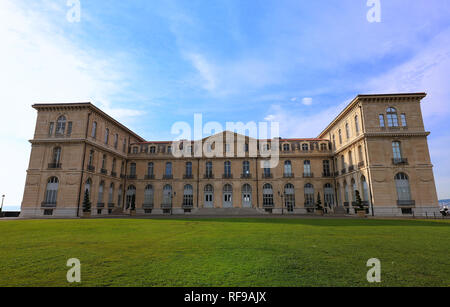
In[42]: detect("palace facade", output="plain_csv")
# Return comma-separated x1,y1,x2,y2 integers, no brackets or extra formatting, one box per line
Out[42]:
21,93,440,217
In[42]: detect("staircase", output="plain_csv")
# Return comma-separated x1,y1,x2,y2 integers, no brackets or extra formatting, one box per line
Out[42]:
194,208,262,216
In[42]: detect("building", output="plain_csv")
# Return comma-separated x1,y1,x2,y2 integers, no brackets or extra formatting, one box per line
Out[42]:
21,93,440,217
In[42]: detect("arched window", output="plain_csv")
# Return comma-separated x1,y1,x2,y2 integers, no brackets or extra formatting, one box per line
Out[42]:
304,160,311,176
284,183,295,211
98,181,105,204
243,161,250,176
355,115,360,134
183,185,194,207
204,184,214,207
105,128,110,144
284,161,292,176
91,121,97,138
44,177,59,205
304,183,314,206
162,185,172,207
117,185,123,207
144,185,154,206
165,162,172,176
242,184,252,208
351,179,357,201
361,176,369,202
337,183,342,206
52,147,62,165
56,116,67,135
126,185,136,209
324,183,334,207
108,183,114,205
387,107,399,127
263,184,274,206
223,184,233,208
206,161,213,177
224,161,231,177
395,173,411,201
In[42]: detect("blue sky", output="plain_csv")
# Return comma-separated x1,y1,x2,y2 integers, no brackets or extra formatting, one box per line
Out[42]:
1,0,450,209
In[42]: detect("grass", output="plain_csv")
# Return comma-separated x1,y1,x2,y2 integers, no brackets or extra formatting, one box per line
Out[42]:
0,218,449,287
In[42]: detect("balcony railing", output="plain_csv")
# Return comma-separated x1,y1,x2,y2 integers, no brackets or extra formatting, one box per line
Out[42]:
393,158,408,165
241,173,252,179
222,174,233,179
183,174,194,179
108,203,115,208
48,163,62,169
262,173,273,179
97,203,105,208
163,174,173,180
304,202,315,208
87,165,95,172
303,172,314,178
182,203,194,209
145,174,155,180
263,203,274,208
204,173,214,179
283,173,294,178
358,161,365,169
348,165,355,172
111,172,117,178
41,202,57,208
322,172,332,178
127,174,137,180
120,174,126,179
397,200,416,207
161,203,172,209
341,169,347,175
101,168,108,175
143,203,154,209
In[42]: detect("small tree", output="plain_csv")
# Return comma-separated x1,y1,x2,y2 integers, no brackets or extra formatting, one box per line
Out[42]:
316,192,323,210
355,190,364,210
82,189,91,213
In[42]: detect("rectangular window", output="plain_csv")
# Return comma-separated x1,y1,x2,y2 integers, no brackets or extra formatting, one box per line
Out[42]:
392,142,402,159
379,115,385,127
49,122,54,136
186,162,192,176
114,134,118,149
401,114,407,127
67,122,72,136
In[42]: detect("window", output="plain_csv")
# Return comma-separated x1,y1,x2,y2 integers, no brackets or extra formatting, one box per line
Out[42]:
52,147,61,164
320,143,327,151
225,144,231,153
67,122,72,136
101,154,107,170
122,138,127,152
263,160,271,177
304,160,311,176
165,162,172,176
117,185,123,207
387,107,399,127
284,161,292,176
401,114,407,127
263,184,274,206
284,183,295,211
130,163,136,176
144,185,154,205
324,184,334,207
120,161,125,175
114,134,118,149
92,121,97,138
243,161,250,175
302,143,309,151
395,173,411,201
147,162,154,176
223,184,233,207
304,183,314,206
105,128,110,144
345,123,350,139
108,183,114,205
132,147,138,154
351,179,357,201
392,141,402,160
244,143,249,152
126,185,137,209
361,176,369,202
204,184,214,206
224,161,231,177
348,151,353,166
186,162,192,177
202,161,212,177
98,181,104,204
358,146,363,163
48,122,55,136
341,155,345,169
56,116,67,135
150,146,156,154
323,160,331,176
44,177,59,205
183,185,194,206
379,114,385,127
332,135,336,149
167,146,172,154
283,144,290,152
344,181,349,202
84,178,92,196
338,129,342,144
112,159,116,173
242,184,252,207
355,115,360,134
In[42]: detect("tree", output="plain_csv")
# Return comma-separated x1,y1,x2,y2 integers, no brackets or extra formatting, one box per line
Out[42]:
355,190,364,210
82,189,91,212
316,192,323,210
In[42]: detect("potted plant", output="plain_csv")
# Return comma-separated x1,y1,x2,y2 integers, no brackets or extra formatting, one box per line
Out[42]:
315,193,324,216
82,189,91,218
355,190,366,218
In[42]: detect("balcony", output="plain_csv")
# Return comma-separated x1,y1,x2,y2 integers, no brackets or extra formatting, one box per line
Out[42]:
204,173,214,179
397,200,416,207
100,168,108,175
241,173,252,179
303,172,314,178
341,169,347,175
183,174,194,179
41,202,57,208
108,203,115,208
358,161,365,169
120,174,126,179
127,174,137,180
87,165,95,172
48,163,62,169
222,174,233,179
143,203,154,209
393,158,408,165
322,172,332,178
111,172,117,178
348,165,355,172
97,203,105,208
262,173,273,179
283,173,294,178
161,203,172,209
145,174,155,180
163,174,173,180
263,203,274,208
182,203,194,209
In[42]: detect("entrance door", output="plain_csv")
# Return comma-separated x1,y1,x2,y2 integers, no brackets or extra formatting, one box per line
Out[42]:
284,184,295,212
204,184,214,208
242,184,252,208
223,184,233,208
126,186,136,210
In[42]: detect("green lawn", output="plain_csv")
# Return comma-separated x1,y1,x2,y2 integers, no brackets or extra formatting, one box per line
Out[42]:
0,218,449,287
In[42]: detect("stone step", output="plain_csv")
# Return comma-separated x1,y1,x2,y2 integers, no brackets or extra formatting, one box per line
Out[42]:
194,208,262,216
333,206,347,215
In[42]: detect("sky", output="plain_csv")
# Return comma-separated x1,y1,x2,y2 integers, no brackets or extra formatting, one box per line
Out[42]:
0,0,450,210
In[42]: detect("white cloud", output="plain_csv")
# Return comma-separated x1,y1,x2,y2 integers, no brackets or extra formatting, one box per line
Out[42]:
302,97,313,106
0,0,142,209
